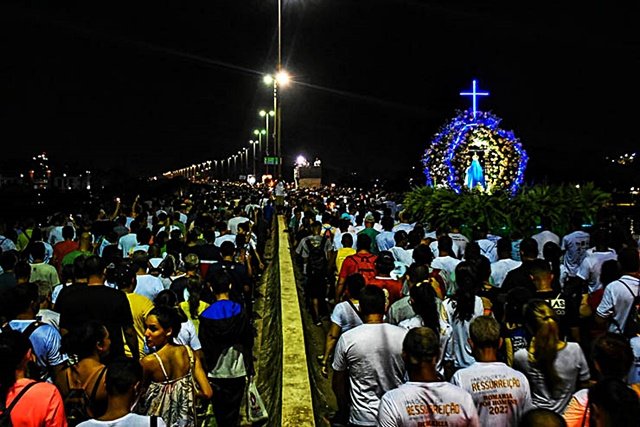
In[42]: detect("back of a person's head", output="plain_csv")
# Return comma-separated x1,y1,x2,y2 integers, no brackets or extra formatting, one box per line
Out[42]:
393,230,408,247
0,250,18,271
4,282,38,319
529,258,552,280
0,328,32,399
136,228,152,246
356,234,372,252
519,408,566,427
62,225,75,240
463,241,481,261
407,264,430,286
469,315,500,349
105,357,143,396
543,241,562,261
402,327,439,368
381,216,394,232
589,378,640,426
524,299,562,390
600,259,622,287
341,232,353,248
592,333,633,380
61,320,108,360
220,241,236,258
112,262,136,290
407,229,423,248
345,273,365,300
210,270,232,295
131,250,149,272
437,235,453,254
359,285,385,316
183,253,200,272
375,251,395,275
504,286,534,324
519,237,538,259
497,237,512,258
412,244,433,265
618,247,640,273
409,282,439,333
29,241,46,261
84,255,104,278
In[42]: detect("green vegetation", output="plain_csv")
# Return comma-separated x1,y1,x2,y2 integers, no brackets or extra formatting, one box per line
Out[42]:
403,183,611,238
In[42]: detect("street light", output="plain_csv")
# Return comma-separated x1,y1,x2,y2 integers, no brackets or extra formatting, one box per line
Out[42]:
253,128,267,174
250,140,258,176
264,70,289,179
244,147,250,173
259,109,275,160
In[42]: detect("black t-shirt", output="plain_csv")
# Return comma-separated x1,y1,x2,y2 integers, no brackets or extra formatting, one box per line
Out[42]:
56,284,134,359
501,260,537,295
534,289,580,340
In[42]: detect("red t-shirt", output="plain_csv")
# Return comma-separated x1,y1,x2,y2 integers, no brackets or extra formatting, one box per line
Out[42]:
53,240,79,271
338,252,378,283
367,276,404,306
5,378,67,427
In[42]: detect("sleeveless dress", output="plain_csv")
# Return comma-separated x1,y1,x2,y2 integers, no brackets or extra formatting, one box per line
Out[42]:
138,345,197,427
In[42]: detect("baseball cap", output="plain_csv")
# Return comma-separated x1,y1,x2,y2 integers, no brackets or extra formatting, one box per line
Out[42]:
364,213,375,223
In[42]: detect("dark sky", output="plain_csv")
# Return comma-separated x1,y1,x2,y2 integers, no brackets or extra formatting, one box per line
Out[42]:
1,1,639,184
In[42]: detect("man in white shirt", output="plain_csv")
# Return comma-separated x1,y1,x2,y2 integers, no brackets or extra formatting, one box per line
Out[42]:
531,217,560,259
451,316,531,427
596,247,640,333
332,286,407,426
561,218,590,277
430,235,461,296
117,221,140,258
378,327,480,427
490,238,522,288
577,228,617,294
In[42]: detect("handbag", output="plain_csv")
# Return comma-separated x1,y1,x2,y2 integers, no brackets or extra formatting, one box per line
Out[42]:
244,377,268,423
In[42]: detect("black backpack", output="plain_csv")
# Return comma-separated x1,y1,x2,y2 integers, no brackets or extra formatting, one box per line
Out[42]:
0,382,37,427
617,280,640,338
63,366,107,427
306,236,328,276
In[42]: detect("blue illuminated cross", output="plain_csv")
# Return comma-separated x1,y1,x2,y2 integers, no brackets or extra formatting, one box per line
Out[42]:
460,79,489,119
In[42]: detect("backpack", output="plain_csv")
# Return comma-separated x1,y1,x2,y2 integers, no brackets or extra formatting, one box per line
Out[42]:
63,366,107,427
0,382,38,427
306,236,328,277
616,280,640,338
351,253,377,283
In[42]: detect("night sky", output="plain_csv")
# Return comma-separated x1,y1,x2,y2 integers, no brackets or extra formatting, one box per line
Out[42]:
1,1,639,184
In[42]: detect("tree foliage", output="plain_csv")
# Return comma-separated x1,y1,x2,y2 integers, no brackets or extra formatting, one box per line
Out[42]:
403,183,611,238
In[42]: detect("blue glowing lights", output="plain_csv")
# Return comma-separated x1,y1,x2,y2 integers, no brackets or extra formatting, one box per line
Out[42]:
423,80,527,195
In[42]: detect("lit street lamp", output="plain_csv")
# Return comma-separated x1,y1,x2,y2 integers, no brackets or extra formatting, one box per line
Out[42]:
253,128,267,174
264,71,289,178
250,140,258,176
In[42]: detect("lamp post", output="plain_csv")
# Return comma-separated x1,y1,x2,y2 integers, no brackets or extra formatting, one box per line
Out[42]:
253,128,267,174
259,109,275,159
233,154,238,178
244,147,250,173
250,140,258,176
264,72,289,179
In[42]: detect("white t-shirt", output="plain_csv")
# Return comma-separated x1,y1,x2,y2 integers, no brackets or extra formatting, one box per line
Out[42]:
214,234,236,248
78,413,167,427
376,231,396,252
561,230,590,277
429,241,461,260
332,323,407,426
449,233,469,258
596,275,640,333
476,239,498,263
389,246,413,268
227,216,251,235
576,250,617,293
118,233,139,258
490,259,522,288
451,361,532,427
513,342,590,413
377,382,480,427
330,301,362,333
532,230,560,259
440,297,484,369
173,319,202,351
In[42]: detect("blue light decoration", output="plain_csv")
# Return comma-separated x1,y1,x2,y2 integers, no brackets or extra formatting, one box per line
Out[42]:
423,80,528,195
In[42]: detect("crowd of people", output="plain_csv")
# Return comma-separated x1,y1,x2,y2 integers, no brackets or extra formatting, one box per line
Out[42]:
0,182,270,426
285,187,640,426
2,180,640,426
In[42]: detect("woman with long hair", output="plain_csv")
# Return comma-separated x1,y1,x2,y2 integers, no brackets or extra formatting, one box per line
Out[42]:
440,261,485,377
0,329,66,426
57,320,111,420
513,299,590,412
137,306,212,426
178,278,210,334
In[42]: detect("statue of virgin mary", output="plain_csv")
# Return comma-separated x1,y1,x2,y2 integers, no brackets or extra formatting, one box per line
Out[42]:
464,153,485,190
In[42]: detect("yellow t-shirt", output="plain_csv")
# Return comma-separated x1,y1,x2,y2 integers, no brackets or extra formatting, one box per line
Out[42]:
124,293,154,359
179,300,210,334
336,247,357,275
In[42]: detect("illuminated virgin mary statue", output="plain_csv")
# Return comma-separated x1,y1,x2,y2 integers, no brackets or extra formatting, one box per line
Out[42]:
464,153,485,190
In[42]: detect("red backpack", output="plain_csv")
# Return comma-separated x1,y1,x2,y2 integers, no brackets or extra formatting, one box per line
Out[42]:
351,253,377,283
